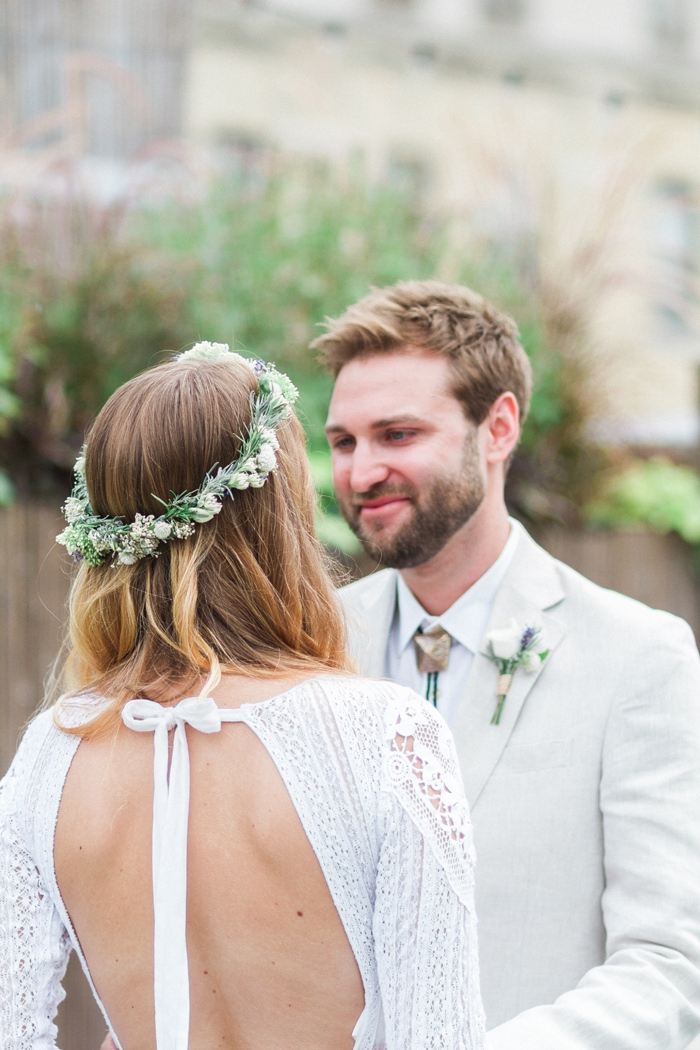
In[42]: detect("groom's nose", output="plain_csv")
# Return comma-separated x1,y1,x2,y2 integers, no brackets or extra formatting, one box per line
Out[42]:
342,438,392,495
347,440,391,494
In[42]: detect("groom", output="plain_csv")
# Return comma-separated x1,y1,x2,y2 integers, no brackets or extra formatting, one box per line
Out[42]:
315,280,700,1049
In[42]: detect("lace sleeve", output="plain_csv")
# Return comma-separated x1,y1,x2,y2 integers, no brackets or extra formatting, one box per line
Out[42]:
375,690,485,1050
0,722,72,1049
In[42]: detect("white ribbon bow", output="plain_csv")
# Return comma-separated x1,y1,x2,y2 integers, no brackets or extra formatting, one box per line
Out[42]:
122,696,240,1050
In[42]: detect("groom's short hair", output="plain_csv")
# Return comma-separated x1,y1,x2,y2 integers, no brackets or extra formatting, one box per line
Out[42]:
312,280,532,426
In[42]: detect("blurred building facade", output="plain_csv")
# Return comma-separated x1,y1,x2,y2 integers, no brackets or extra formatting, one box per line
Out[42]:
186,0,700,450
2,0,700,449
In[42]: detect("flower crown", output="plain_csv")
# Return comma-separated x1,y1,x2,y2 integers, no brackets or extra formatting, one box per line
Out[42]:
56,342,299,566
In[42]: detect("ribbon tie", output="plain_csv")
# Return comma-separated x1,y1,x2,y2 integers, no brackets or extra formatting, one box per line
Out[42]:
121,696,243,1050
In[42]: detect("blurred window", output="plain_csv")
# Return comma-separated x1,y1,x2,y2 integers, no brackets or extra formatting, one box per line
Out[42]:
649,0,688,50
483,0,525,25
651,181,700,337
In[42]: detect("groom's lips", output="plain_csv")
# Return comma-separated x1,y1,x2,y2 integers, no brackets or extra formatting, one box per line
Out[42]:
357,495,412,521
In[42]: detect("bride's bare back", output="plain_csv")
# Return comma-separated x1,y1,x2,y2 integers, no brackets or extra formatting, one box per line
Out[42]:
54,677,364,1050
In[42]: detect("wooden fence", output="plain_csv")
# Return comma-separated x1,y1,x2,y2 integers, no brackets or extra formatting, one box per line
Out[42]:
0,502,70,777
1,503,699,1048
536,525,700,640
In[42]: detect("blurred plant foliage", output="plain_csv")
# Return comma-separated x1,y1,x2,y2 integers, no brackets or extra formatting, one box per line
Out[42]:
137,165,451,552
586,457,700,544
0,161,658,549
0,200,189,498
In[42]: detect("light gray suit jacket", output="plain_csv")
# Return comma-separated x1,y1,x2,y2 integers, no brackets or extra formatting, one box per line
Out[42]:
340,527,700,1049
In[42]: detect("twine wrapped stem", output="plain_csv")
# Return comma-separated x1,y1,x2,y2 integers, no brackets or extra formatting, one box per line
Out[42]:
491,673,513,726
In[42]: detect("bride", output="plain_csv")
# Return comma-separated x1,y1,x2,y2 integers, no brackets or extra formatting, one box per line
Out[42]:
0,344,483,1050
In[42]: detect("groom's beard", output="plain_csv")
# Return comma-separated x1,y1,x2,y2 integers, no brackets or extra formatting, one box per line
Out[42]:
338,434,486,569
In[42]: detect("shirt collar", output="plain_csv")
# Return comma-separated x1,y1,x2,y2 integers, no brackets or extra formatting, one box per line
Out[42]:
395,518,522,655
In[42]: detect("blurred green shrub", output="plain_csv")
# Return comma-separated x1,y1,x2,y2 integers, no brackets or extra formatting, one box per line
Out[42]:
0,162,619,546
0,200,190,496
136,166,450,550
307,450,360,554
586,457,700,544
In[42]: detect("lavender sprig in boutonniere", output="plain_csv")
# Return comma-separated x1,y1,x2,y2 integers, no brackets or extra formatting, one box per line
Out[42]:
484,620,549,725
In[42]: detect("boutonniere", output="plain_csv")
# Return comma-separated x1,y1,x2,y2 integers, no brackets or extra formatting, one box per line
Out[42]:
484,620,549,725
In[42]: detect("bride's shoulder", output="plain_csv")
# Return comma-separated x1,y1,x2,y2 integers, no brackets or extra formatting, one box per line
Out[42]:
308,675,441,732
319,673,436,706
7,695,108,774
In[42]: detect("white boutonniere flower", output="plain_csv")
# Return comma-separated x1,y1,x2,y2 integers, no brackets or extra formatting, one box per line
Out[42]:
484,619,549,725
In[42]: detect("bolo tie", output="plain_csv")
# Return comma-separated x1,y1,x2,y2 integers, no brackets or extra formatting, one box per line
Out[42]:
413,625,451,707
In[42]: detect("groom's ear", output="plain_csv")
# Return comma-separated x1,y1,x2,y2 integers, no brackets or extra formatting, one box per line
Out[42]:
483,392,520,466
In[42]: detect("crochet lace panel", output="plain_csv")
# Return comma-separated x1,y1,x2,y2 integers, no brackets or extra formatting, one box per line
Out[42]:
382,691,476,909
0,679,483,1050
0,713,74,1048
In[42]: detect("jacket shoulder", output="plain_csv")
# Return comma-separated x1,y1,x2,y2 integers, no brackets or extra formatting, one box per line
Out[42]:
339,568,396,610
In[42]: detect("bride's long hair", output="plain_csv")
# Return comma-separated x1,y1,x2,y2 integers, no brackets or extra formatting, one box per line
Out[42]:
55,356,349,738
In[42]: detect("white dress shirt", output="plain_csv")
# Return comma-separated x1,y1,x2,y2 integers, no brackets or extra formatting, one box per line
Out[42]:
385,520,522,726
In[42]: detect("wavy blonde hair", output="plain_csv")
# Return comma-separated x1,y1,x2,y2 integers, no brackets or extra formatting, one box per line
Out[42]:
56,356,349,738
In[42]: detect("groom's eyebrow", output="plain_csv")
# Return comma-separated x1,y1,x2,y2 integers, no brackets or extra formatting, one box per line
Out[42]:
370,415,424,428
324,414,426,435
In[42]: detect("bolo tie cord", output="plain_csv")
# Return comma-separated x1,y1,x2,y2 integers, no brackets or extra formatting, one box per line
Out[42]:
425,671,439,707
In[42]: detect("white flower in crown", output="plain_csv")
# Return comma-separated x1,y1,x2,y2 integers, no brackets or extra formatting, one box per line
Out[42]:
261,428,280,451
191,493,223,522
63,497,84,524
256,444,278,473
178,341,242,364
483,619,549,726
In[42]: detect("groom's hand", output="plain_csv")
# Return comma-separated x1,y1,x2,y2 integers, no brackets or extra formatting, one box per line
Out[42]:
100,1035,118,1050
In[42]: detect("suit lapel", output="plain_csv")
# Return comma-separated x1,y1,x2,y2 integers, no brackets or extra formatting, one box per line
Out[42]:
343,569,397,677
451,532,567,808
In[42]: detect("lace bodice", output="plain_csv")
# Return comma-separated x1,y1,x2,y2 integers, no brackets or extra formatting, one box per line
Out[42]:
0,676,484,1050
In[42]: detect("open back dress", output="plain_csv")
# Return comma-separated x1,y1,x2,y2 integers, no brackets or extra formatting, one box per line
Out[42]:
0,675,484,1049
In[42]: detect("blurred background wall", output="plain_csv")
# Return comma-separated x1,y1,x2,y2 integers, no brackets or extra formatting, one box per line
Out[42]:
187,0,700,448
0,0,190,155
2,1,700,1045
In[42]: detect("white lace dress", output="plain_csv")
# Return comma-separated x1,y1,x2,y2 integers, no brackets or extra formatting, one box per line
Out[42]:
0,676,484,1050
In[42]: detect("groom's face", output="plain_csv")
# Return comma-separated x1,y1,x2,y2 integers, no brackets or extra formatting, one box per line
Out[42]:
325,350,487,568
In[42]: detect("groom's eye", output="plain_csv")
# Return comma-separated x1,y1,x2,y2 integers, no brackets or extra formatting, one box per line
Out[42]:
385,429,416,443
331,435,355,451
